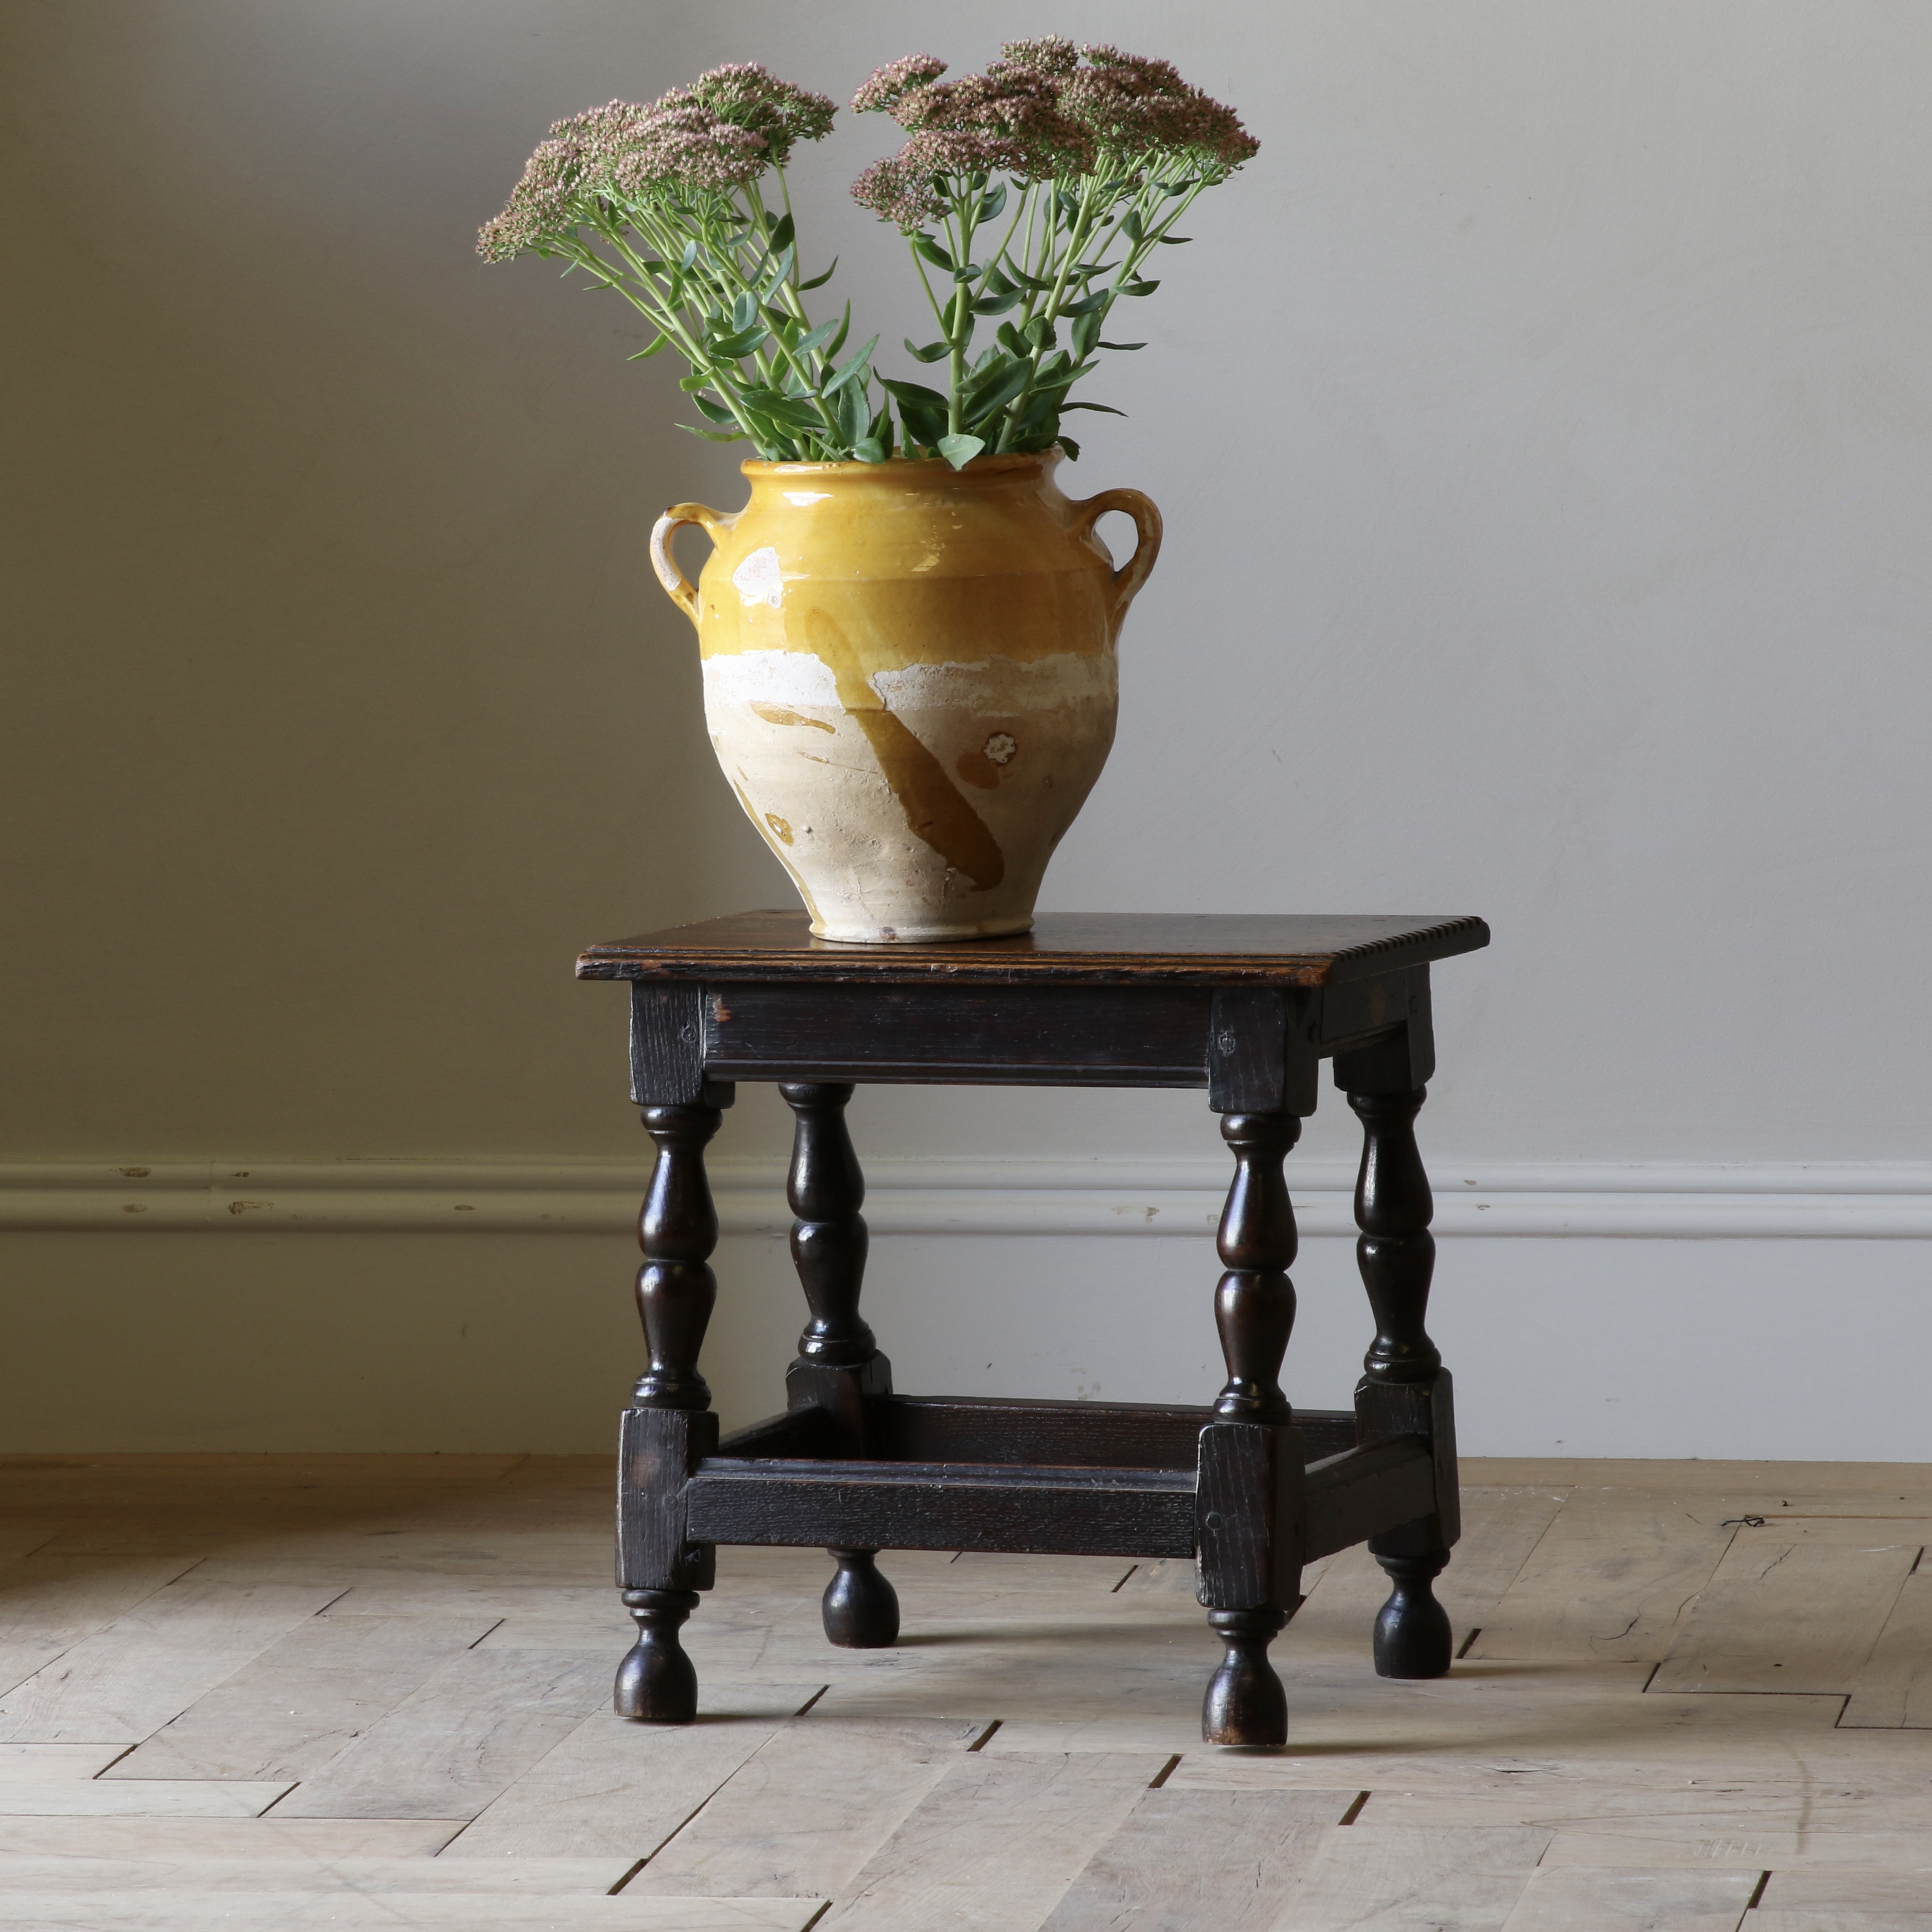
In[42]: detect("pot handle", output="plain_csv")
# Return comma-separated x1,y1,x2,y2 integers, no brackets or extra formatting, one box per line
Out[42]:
1069,488,1163,626
649,502,735,628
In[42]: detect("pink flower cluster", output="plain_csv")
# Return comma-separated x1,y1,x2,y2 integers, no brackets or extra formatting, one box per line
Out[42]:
1062,45,1259,175
685,62,836,167
478,66,835,260
848,39,1257,230
849,51,1097,228
849,53,948,115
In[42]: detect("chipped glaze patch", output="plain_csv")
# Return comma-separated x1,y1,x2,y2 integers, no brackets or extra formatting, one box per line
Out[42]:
730,545,785,609
702,649,839,709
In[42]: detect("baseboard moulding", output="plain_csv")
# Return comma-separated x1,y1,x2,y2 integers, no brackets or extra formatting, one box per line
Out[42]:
3,1158,1929,1239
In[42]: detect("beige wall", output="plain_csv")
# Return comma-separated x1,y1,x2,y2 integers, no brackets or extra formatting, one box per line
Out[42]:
7,3,1932,1455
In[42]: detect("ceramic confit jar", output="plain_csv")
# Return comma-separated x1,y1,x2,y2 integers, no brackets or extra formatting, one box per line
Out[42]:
649,453,1160,943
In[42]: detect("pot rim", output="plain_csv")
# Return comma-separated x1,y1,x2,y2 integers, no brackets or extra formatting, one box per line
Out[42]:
738,452,1058,480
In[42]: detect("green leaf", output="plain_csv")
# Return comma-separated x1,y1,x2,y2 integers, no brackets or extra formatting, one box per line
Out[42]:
889,389,948,449
1061,292,1105,316
879,377,949,412
962,357,1031,425
1062,400,1125,415
825,300,851,363
982,262,1016,296
978,183,1007,221
736,402,788,444
913,235,955,273
1057,434,1080,460
768,211,795,253
903,337,950,364
706,328,766,361
996,320,1027,357
822,334,879,396
678,422,749,443
837,378,869,450
798,257,839,291
1119,278,1160,296
743,387,825,430
761,250,795,301
853,434,889,463
1012,396,1059,436
937,432,986,470
626,334,670,361
679,237,699,270
692,394,739,426
678,372,711,393
1071,310,1101,360
972,288,1022,315
1121,209,1143,242
731,292,758,333
1099,341,1147,351
793,318,840,357
1157,234,1193,244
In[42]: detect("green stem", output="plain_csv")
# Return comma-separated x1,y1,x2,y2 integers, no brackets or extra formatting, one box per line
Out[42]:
592,209,789,453
945,184,982,437
992,175,1099,451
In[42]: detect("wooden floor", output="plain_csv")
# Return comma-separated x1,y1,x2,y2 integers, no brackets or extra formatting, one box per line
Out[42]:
0,1457,1923,1929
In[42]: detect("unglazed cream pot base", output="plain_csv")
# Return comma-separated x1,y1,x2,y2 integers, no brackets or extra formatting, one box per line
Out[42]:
651,454,1160,943
702,647,1117,942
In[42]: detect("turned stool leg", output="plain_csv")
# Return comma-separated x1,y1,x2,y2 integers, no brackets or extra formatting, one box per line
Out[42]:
1204,1606,1290,1742
615,1588,700,1723
1349,1084,1454,1679
823,1548,900,1647
1199,1111,1303,1746
616,1099,724,1722
780,1083,899,1649
1211,1113,1301,1427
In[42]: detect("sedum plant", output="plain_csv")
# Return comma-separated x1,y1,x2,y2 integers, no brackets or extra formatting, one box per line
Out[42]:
851,39,1258,467
478,66,891,461
479,41,1256,468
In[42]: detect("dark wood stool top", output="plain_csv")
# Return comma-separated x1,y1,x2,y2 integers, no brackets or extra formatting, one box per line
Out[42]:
578,909,1490,984
582,908,1490,1747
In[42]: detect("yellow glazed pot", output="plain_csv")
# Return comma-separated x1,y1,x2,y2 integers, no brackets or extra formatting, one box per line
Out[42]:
650,453,1161,942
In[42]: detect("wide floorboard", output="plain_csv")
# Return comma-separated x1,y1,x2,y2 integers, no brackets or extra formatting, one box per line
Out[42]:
0,1453,1922,1929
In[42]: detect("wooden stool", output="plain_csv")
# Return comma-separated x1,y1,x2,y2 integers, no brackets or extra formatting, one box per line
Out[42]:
577,911,1489,1747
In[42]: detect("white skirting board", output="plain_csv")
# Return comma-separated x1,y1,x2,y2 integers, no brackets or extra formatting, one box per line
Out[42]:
4,1157,1932,1238
4,1160,1931,1459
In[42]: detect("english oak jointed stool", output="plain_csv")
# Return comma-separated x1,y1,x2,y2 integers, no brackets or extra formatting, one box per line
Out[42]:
577,910,1489,1747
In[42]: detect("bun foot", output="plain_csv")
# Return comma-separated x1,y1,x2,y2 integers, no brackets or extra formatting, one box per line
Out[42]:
1372,1552,1453,1678
1203,1605,1289,1746
822,1548,899,1648
614,1587,700,1722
